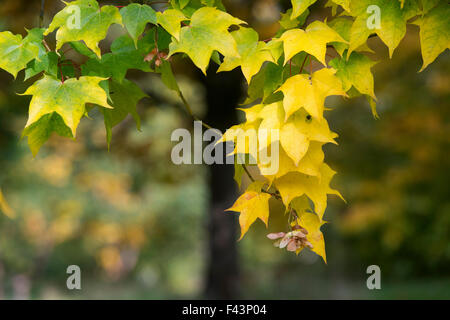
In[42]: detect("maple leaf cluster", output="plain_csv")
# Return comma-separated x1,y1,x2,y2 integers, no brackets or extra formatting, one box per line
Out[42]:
0,0,448,262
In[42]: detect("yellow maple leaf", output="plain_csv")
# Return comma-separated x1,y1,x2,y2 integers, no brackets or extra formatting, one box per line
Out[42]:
287,196,327,262
258,141,324,182
280,108,338,165
220,121,260,162
226,181,271,239
277,68,347,120
279,20,347,65
231,102,337,169
274,163,344,220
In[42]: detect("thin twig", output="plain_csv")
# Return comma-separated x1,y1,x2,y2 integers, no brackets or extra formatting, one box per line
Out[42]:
242,164,255,182
39,0,52,52
42,40,51,52
241,164,283,201
39,0,46,28
262,189,281,200
177,90,216,131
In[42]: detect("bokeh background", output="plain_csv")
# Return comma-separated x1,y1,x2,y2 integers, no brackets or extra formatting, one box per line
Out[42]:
0,0,449,299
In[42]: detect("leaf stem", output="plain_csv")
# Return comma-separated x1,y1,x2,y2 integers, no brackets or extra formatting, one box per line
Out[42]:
241,164,282,201
59,66,65,83
299,54,309,74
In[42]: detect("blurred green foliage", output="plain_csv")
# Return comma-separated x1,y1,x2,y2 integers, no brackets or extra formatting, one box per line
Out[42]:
0,72,208,299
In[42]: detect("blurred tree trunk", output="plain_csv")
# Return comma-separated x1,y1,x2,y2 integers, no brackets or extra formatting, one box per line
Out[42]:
200,66,243,299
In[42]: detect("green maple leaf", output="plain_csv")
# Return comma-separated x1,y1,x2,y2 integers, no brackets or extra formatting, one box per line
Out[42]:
329,52,377,99
279,8,309,30
20,75,112,137
103,79,148,147
120,4,157,47
243,52,312,105
82,35,152,83
415,3,450,71
168,7,245,74
0,28,45,78
348,0,408,58
45,0,122,58
69,41,98,59
217,28,275,83
172,0,191,10
243,62,283,105
159,60,180,92
22,113,73,156
25,51,59,81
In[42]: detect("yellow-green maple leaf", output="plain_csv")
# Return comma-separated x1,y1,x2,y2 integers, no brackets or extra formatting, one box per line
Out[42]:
277,67,346,120
156,9,188,41
328,17,374,57
45,0,122,58
415,4,450,71
329,52,377,99
348,0,407,58
291,0,317,19
274,163,343,220
22,113,73,156
330,0,350,12
21,75,112,137
279,8,309,30
279,20,347,65
218,28,275,83
0,29,44,78
168,7,245,74
226,181,271,239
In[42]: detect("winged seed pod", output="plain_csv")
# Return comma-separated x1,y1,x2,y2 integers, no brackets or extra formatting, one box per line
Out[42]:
268,230,313,252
